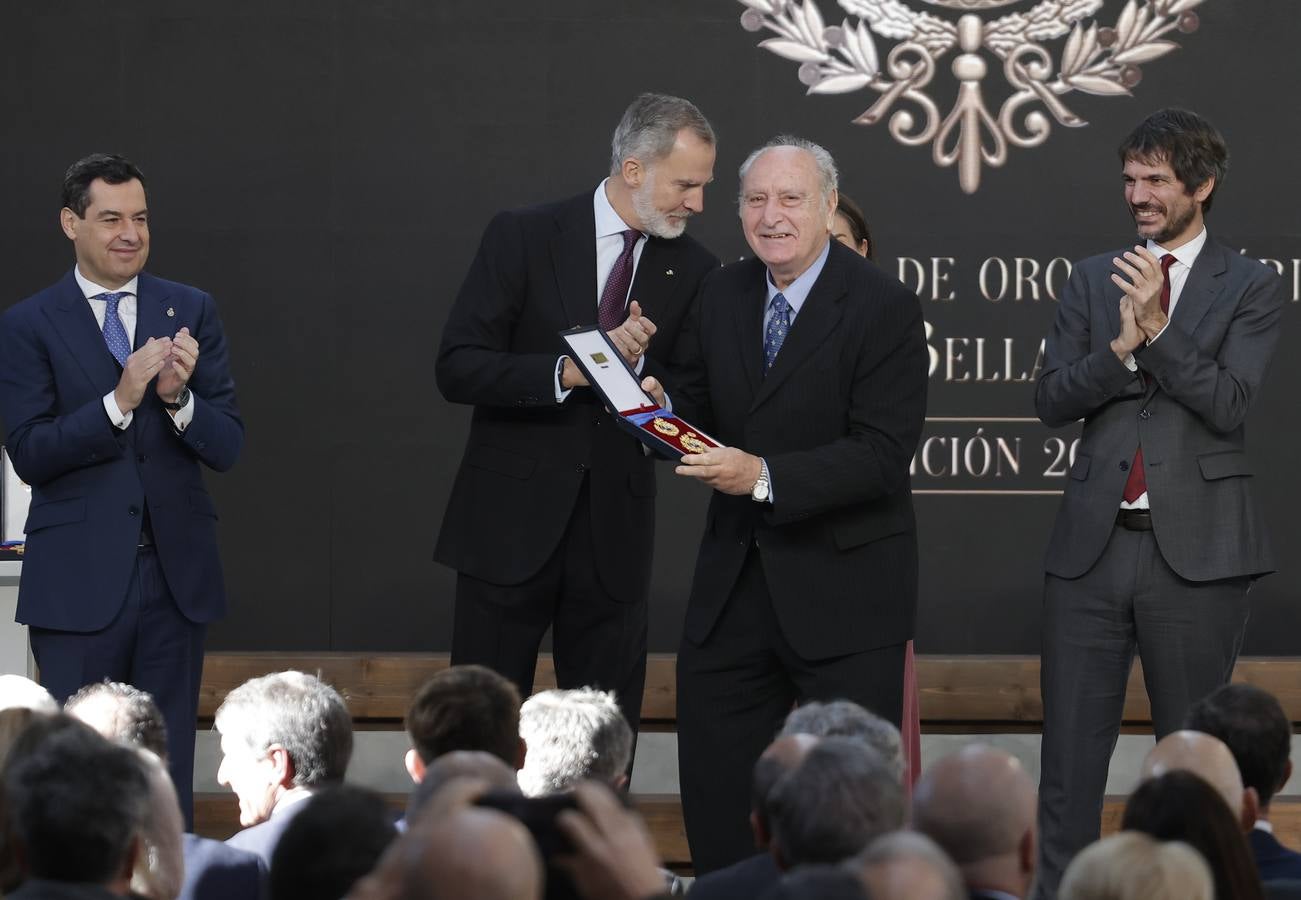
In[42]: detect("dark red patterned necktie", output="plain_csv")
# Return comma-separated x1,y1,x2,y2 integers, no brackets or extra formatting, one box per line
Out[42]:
1121,253,1179,503
597,229,641,332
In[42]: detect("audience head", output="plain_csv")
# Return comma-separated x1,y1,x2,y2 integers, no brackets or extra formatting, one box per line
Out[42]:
271,784,398,900
66,679,169,760
768,735,905,869
407,750,521,825
1058,832,1212,900
132,747,186,900
762,864,870,900
750,733,819,849
405,665,523,782
0,674,58,714
3,714,150,891
215,670,353,826
912,744,1037,898
396,806,544,900
1122,769,1264,900
832,193,874,259
781,699,904,781
853,831,965,900
1185,683,1293,811
518,687,632,796
1141,728,1255,828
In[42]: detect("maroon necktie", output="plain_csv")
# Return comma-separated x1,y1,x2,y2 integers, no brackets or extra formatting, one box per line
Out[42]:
597,229,641,332
1121,253,1178,503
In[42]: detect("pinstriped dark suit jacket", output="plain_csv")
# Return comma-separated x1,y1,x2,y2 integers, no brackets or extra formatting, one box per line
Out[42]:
1036,237,1285,582
669,240,928,660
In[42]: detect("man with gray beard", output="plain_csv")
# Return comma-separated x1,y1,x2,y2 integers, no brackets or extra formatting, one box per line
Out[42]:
436,93,719,738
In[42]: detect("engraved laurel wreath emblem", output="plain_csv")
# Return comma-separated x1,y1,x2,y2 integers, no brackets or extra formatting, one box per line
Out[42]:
737,0,1207,193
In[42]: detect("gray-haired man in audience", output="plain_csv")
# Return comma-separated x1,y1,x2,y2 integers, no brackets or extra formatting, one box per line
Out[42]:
215,670,353,868
517,687,633,796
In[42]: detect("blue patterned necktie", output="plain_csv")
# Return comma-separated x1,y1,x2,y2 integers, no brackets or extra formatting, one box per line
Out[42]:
97,291,132,366
764,292,790,372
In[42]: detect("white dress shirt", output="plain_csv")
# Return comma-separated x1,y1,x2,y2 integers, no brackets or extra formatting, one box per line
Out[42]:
76,266,194,431
554,180,648,402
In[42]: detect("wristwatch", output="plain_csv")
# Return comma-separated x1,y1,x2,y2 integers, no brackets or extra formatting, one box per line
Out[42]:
751,461,771,503
162,386,191,411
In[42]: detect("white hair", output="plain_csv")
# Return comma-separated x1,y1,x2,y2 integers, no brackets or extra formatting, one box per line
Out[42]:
517,688,632,796
737,135,839,210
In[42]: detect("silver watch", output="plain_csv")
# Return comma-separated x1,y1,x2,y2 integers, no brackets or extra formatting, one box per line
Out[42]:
751,463,770,503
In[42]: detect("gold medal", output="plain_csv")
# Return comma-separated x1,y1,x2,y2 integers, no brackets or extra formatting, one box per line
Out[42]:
652,417,680,437
680,432,708,454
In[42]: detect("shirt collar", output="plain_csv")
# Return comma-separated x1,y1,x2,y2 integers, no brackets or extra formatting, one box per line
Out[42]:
1148,225,1207,271
593,178,643,240
1255,818,1275,834
75,265,138,300
766,239,831,316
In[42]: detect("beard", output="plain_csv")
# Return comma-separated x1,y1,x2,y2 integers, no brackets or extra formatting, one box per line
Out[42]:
1132,197,1197,245
631,171,690,239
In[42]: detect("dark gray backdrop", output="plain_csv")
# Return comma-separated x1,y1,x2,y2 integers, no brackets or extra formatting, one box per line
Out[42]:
2,1,1297,654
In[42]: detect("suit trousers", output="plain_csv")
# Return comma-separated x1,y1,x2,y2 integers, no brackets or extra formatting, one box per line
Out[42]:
677,545,905,875
450,476,649,740
29,545,206,828
1035,524,1249,899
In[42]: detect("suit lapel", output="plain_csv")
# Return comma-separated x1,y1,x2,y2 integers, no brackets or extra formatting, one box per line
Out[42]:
135,273,174,348
751,249,847,411
628,239,683,327
550,195,598,327
45,270,119,394
734,260,766,396
1171,238,1226,337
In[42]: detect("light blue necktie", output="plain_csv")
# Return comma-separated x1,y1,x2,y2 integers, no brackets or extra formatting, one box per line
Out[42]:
97,292,132,366
764,292,790,372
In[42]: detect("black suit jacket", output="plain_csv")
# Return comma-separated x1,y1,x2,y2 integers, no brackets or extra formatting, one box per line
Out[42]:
434,191,717,603
670,241,927,658
688,852,780,900
1253,828,1301,883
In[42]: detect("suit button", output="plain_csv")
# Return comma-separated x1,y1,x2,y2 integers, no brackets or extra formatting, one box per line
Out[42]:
1119,461,1130,471
137,454,148,463
1139,409,1151,419
128,505,139,516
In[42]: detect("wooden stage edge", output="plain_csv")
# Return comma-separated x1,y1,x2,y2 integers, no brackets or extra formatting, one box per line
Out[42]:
199,652,1301,726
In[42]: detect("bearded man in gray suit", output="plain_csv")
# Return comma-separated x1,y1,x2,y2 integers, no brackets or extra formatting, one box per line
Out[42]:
1033,107,1286,899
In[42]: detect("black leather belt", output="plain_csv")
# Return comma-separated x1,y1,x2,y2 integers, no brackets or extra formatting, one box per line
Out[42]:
1116,508,1153,531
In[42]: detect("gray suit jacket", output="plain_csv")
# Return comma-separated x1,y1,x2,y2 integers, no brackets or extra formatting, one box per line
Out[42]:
1036,236,1284,581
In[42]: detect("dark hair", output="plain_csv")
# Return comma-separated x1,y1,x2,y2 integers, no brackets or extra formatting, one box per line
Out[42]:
269,785,398,900
62,154,147,218
1185,684,1293,806
769,736,905,868
66,680,169,761
1117,108,1228,214
1122,770,1264,900
835,194,875,260
763,864,870,900
3,715,150,885
406,665,521,766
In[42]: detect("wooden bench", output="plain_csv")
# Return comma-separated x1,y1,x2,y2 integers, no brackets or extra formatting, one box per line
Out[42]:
195,652,1301,868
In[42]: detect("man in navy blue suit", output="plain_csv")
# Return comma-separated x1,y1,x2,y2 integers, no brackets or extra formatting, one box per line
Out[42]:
0,153,243,825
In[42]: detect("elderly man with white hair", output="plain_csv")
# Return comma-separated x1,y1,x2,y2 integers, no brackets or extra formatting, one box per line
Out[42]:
517,687,632,796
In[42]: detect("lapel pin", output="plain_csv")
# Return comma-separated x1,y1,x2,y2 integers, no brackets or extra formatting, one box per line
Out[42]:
166,307,175,318
665,269,674,276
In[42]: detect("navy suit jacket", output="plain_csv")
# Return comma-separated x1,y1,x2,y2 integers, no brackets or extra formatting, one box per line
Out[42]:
0,270,242,631
180,834,265,900
688,853,780,900
1253,828,1301,883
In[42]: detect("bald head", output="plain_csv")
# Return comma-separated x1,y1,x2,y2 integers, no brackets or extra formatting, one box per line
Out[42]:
914,744,1036,865
750,733,819,848
402,807,543,900
1142,730,1245,817
407,751,520,825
